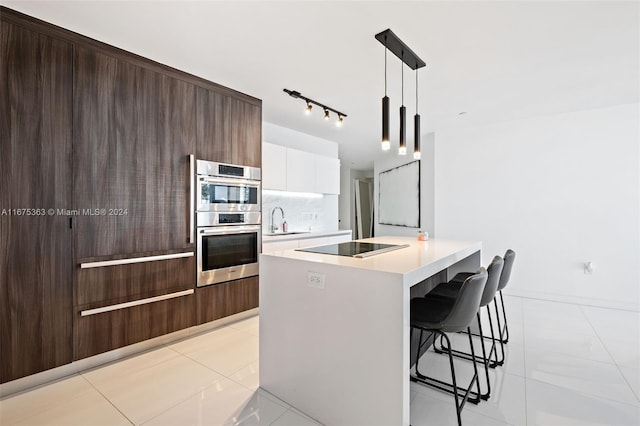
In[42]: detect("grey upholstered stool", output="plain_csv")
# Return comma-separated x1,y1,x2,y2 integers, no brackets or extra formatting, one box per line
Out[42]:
410,268,488,426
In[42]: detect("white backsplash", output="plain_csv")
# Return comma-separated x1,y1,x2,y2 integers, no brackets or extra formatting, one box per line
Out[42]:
262,192,338,234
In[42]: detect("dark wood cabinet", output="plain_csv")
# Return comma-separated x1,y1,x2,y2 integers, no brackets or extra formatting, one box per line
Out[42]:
1,6,262,382
74,289,195,360
196,276,259,324
196,88,262,167
75,253,195,306
73,46,197,258
0,22,73,382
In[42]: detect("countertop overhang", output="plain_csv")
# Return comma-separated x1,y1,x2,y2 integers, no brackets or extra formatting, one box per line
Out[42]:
261,236,481,279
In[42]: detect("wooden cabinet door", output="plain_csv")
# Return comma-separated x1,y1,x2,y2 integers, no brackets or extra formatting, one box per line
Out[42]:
73,47,196,258
196,276,259,324
0,23,73,382
196,88,261,167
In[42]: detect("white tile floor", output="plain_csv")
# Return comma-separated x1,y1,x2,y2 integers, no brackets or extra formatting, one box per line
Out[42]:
1,296,639,425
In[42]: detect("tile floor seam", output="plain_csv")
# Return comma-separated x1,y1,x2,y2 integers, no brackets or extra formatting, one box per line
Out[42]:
526,376,640,410
512,295,639,313
0,373,87,426
578,304,640,405
77,372,135,425
177,350,258,381
137,374,232,426
268,408,293,426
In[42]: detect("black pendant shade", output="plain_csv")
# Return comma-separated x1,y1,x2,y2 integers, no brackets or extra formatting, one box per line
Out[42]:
382,95,390,150
414,113,421,159
399,105,406,155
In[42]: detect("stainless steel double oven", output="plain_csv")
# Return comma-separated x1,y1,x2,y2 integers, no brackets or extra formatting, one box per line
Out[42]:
192,159,261,287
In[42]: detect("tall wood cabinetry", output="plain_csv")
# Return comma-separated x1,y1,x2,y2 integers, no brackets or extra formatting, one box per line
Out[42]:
73,46,196,258
0,7,262,382
0,21,74,382
72,46,198,359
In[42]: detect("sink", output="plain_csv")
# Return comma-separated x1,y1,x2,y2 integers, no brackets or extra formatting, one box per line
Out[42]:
264,231,310,236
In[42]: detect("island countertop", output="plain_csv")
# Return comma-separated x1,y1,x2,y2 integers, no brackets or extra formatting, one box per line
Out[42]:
262,236,481,286
259,237,482,425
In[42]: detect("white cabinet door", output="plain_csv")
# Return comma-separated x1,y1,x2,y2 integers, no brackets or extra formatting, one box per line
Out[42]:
314,155,340,194
262,142,287,190
286,148,315,193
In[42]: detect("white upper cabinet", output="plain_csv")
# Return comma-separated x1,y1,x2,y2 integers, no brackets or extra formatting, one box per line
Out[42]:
314,155,340,195
262,143,340,194
286,148,316,193
262,142,286,190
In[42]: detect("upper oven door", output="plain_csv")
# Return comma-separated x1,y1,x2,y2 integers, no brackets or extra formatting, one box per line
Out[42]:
197,176,261,212
197,225,261,287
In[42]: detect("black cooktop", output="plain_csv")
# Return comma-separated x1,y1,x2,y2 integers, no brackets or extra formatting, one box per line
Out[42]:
296,241,408,258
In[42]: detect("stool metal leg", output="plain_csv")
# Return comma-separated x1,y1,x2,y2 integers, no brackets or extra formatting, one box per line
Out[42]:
498,290,510,343
411,327,482,426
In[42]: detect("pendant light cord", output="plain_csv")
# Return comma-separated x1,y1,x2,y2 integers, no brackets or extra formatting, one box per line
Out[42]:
415,69,419,112
384,36,387,96
401,51,404,105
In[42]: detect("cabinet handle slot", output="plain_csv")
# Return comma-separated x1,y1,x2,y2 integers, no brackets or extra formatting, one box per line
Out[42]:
80,289,194,316
189,154,195,244
80,252,194,269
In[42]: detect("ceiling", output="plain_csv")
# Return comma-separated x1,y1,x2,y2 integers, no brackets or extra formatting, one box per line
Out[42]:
5,1,639,170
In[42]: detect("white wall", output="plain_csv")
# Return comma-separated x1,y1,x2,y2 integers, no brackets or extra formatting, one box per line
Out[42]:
374,133,435,238
262,122,339,233
434,103,639,310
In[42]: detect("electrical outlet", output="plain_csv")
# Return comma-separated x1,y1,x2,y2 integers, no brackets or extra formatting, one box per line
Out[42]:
307,271,325,289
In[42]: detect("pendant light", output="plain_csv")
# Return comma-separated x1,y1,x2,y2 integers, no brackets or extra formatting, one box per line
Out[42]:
381,36,390,151
375,29,426,158
414,68,421,160
399,51,406,155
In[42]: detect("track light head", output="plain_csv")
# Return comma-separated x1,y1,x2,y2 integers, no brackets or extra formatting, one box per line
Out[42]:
324,109,330,120
305,102,312,115
336,115,344,127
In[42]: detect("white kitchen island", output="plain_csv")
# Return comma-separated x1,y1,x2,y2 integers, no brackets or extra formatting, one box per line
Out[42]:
259,236,481,426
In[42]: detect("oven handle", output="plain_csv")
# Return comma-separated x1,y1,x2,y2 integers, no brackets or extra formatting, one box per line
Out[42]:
198,176,261,187
199,226,261,236
189,154,195,244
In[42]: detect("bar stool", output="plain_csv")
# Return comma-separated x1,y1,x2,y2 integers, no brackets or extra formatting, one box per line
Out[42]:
410,268,488,426
446,249,516,367
429,256,504,400
496,249,516,344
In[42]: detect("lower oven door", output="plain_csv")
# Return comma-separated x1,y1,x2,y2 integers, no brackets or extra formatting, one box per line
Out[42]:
197,225,260,287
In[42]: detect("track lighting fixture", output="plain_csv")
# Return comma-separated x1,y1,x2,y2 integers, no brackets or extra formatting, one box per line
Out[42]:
375,29,426,158
283,89,347,127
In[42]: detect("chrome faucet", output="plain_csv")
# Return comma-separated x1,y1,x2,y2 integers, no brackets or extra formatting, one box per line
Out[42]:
270,206,285,233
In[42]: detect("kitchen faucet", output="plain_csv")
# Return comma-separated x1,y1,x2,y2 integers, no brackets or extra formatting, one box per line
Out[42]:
270,206,285,233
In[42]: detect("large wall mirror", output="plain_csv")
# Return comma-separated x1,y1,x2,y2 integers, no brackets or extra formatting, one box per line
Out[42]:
378,160,420,227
